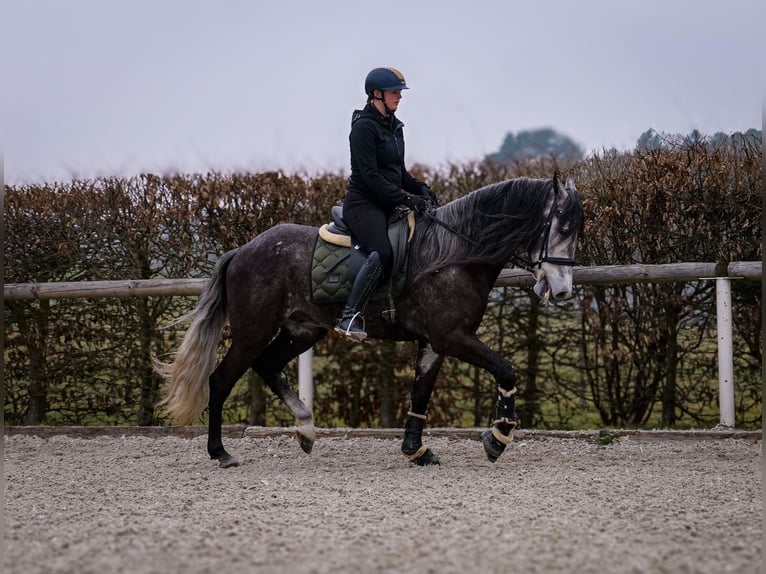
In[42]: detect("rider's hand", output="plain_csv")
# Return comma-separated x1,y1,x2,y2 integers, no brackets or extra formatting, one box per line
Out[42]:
404,193,428,214
421,184,440,207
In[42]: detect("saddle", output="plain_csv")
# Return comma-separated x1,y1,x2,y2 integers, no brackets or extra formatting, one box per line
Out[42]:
311,205,415,309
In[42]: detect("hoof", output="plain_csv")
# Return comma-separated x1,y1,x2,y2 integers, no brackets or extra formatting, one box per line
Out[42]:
403,444,440,466
296,423,316,454
412,448,440,466
217,453,240,468
481,429,509,463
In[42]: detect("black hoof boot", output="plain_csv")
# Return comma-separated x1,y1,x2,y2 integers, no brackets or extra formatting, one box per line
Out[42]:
412,448,440,466
484,385,517,463
402,413,439,465
403,443,441,466
481,428,510,463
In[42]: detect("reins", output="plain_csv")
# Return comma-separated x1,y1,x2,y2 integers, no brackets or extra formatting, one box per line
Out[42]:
423,178,577,274
422,209,480,247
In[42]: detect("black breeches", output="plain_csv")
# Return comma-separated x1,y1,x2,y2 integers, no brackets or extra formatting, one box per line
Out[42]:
342,197,394,278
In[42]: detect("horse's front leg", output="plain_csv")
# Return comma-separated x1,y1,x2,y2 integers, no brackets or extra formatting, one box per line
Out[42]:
401,342,444,466
432,330,518,463
481,384,518,463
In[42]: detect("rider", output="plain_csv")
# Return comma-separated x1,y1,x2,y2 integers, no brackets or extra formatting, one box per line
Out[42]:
334,66,437,341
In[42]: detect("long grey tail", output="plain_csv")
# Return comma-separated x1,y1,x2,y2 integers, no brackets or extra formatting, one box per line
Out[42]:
154,248,239,425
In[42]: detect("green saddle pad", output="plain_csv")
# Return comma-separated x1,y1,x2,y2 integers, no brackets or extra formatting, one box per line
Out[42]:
310,238,408,305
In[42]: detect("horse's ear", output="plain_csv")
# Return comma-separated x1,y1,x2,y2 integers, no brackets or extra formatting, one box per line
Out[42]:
552,171,560,192
565,175,576,192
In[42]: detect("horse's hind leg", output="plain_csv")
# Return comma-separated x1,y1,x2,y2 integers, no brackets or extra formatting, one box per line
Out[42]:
253,327,326,454
207,343,259,468
401,342,444,466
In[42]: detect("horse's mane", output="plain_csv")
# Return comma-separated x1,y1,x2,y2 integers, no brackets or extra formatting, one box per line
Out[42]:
412,177,581,277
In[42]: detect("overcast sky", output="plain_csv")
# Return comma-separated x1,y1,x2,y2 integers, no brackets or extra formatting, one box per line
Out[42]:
2,0,763,185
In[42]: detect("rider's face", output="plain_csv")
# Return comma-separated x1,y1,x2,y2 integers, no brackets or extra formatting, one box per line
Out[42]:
382,89,402,110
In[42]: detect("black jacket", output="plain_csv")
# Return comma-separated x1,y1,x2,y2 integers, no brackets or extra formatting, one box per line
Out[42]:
346,103,427,210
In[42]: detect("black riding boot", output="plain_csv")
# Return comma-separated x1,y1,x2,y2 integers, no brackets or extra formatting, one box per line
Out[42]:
334,251,384,341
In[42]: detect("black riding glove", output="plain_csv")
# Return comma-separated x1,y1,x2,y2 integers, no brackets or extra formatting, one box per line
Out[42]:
420,184,440,207
404,193,428,214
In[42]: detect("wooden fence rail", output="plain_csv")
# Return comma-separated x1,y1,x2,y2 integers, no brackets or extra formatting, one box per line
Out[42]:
4,261,761,428
3,262,761,301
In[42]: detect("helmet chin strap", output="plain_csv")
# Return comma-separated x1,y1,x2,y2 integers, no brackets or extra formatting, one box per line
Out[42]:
373,90,393,115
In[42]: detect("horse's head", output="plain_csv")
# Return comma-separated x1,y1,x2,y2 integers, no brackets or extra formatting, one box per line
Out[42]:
529,175,583,302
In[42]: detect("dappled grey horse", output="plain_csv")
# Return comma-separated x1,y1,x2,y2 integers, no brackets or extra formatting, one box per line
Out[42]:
156,175,583,467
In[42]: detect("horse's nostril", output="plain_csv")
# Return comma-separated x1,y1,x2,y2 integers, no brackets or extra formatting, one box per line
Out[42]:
554,290,572,301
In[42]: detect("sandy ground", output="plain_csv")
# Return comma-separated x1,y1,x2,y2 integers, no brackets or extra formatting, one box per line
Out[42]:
3,431,763,574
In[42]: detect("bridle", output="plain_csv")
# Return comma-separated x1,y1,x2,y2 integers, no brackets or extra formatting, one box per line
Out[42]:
508,186,577,273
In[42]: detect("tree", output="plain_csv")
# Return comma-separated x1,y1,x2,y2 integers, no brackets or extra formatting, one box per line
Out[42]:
486,128,584,163
636,127,762,153
637,128,662,151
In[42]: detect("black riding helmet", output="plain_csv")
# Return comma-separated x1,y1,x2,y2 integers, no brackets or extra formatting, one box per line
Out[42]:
365,67,409,97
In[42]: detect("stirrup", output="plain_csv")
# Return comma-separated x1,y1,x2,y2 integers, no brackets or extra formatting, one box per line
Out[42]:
334,312,367,341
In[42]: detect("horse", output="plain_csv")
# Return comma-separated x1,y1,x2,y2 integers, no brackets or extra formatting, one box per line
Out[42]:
156,175,583,468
